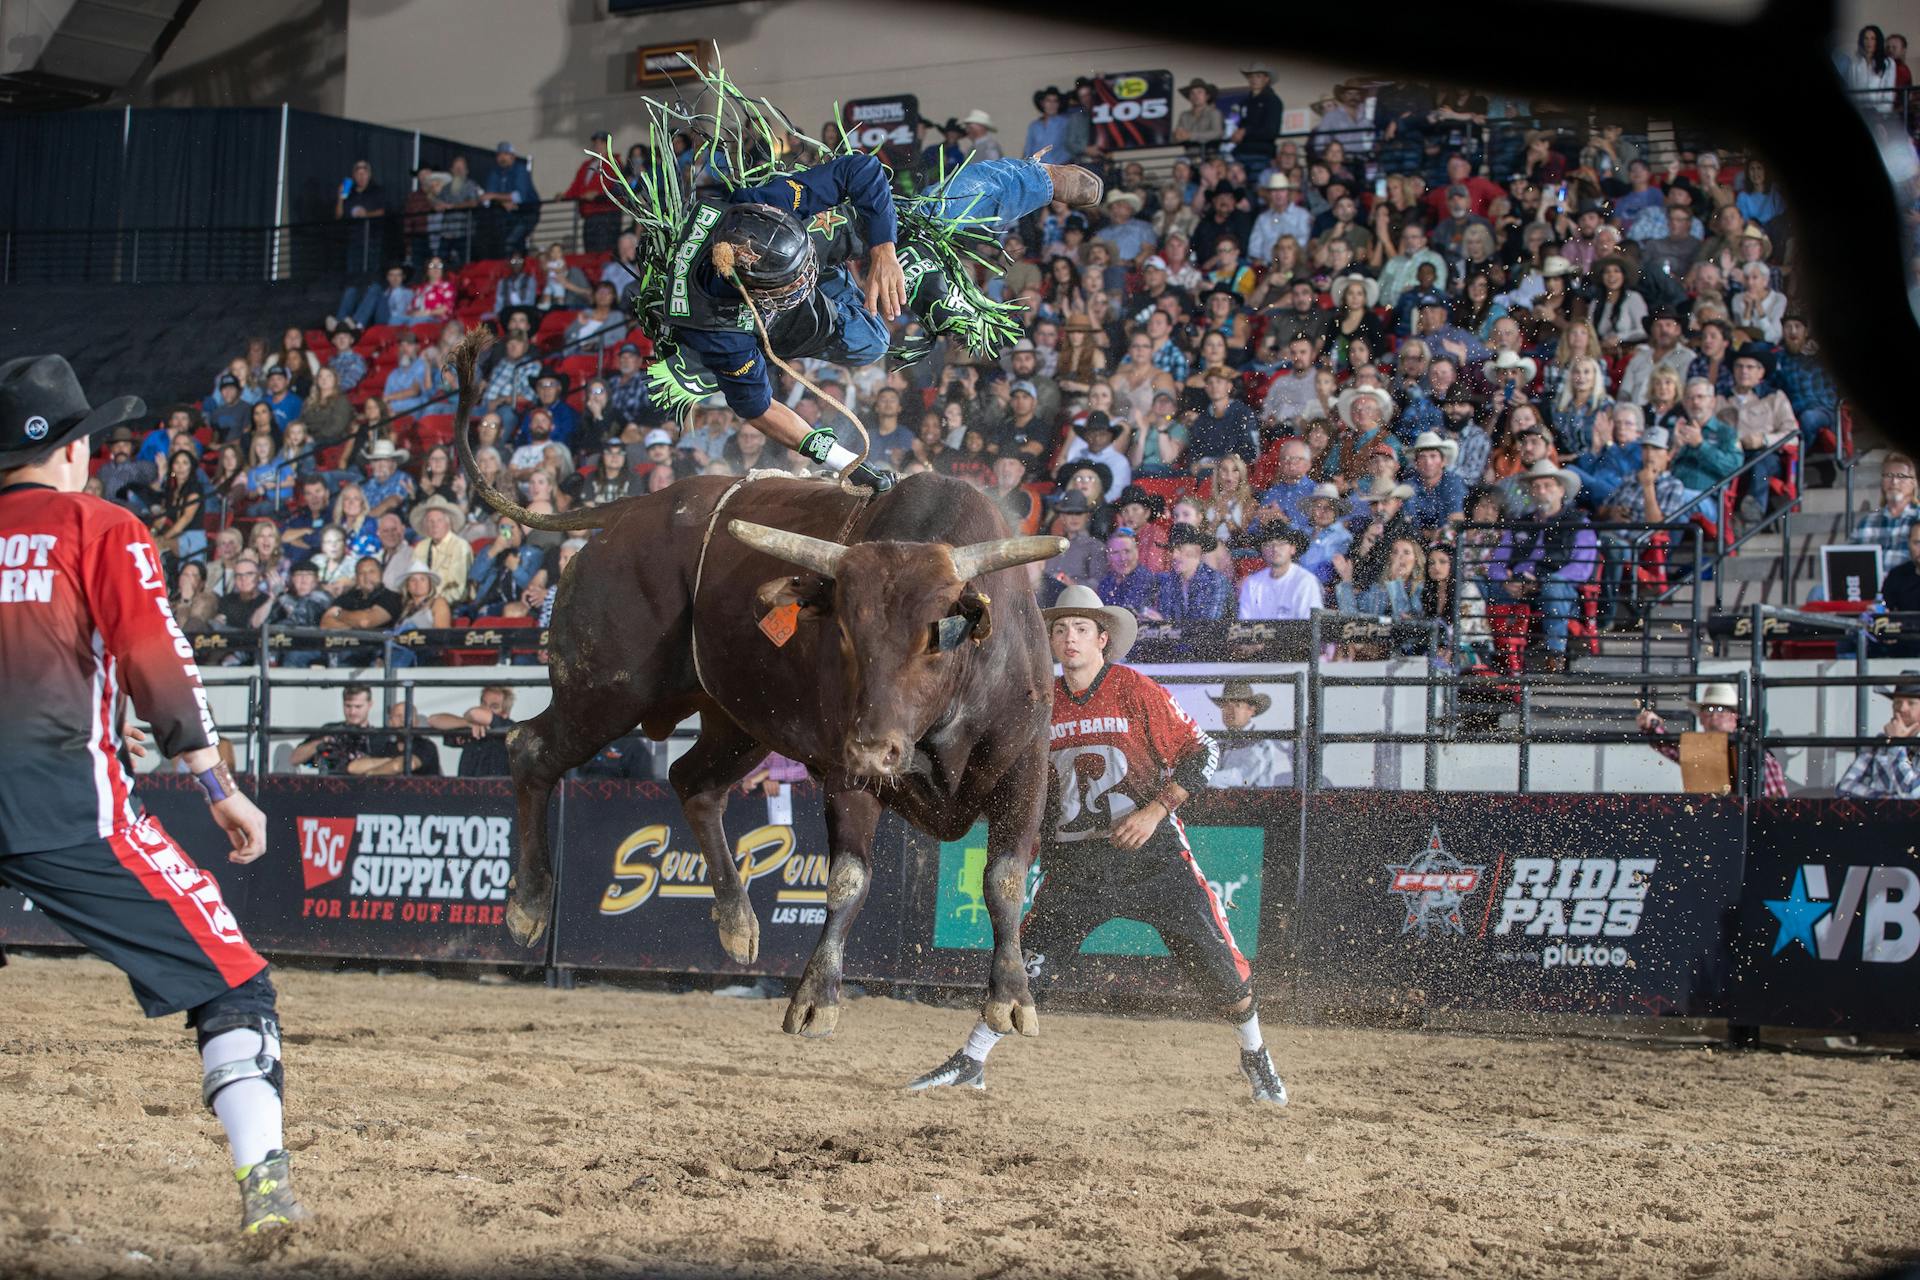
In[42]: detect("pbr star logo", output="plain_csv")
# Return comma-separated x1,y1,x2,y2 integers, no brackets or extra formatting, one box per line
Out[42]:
1386,827,1485,938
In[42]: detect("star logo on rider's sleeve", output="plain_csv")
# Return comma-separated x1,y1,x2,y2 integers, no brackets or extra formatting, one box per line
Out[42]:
808,208,848,237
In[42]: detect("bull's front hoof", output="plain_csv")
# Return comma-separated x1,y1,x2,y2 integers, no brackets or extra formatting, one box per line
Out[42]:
982,999,1040,1037
712,895,760,966
782,998,840,1038
504,882,551,949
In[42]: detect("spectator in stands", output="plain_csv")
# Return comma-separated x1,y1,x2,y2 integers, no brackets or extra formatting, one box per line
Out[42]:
310,528,354,597
1487,459,1597,670
299,367,352,451
564,131,622,252
359,439,415,520
262,365,303,429
1255,338,1318,432
604,342,651,422
1062,411,1131,493
320,556,401,638
354,702,440,776
1207,679,1289,787
1406,431,1465,538
960,109,1003,162
428,686,519,777
1668,377,1742,500
265,560,331,667
1239,527,1321,621
480,141,541,256
406,256,455,322
1026,86,1071,168
408,494,473,607
1879,527,1920,610
1641,201,1704,285
280,476,335,556
1298,484,1353,585
1171,77,1223,156
467,519,545,619
1551,358,1613,456
1151,525,1229,621
330,264,411,334
249,521,291,598
212,555,269,646
95,425,155,512
165,559,217,633
1617,307,1694,406
1336,536,1426,627
489,251,537,318
1041,490,1105,602
1231,64,1283,180
560,438,637,507
335,159,389,274
382,332,434,415
1248,173,1310,265
326,481,376,554
202,373,250,439
1494,425,1559,515
1773,315,1838,459
1254,438,1318,531
1375,222,1446,310
522,372,578,445
393,562,452,637
431,154,482,266
1572,403,1643,510
1718,344,1798,522
147,449,207,571
1852,452,1917,571
989,455,1041,535
1731,261,1785,342
242,431,294,517
1846,24,1899,112
1188,366,1259,466
1192,184,1254,267
1837,674,1920,799
289,683,376,773
1636,684,1786,798
565,281,626,351
537,242,591,310
481,333,539,432
1096,529,1160,612
1643,364,1685,433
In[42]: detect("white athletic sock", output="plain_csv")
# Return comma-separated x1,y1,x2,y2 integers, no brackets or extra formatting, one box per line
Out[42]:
201,1028,284,1170
821,441,863,472
963,1020,1005,1063
1233,1013,1264,1053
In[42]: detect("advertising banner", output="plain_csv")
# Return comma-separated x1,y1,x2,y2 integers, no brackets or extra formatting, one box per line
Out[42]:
899,819,1267,998
550,780,907,980
1076,71,1175,152
841,94,921,172
1299,792,1743,1016
1729,799,1920,1033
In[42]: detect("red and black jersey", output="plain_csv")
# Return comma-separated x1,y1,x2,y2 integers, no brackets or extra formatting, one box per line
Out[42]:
1046,662,1216,851
0,484,218,853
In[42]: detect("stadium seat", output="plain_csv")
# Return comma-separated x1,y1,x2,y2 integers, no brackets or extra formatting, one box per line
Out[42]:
620,327,655,357
1134,476,1195,506
534,309,578,350
411,414,456,452
552,353,602,389
359,324,406,357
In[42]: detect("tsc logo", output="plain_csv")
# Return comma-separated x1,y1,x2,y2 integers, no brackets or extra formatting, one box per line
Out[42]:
1385,826,1485,938
1765,864,1918,963
299,817,354,890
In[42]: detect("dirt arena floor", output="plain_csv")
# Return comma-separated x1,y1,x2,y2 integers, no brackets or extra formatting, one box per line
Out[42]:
3,954,1916,1280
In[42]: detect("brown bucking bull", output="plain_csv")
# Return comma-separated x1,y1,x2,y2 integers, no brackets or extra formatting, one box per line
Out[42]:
450,332,1062,1037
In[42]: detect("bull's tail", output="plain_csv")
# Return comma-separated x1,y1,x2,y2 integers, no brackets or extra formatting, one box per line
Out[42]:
452,328,613,533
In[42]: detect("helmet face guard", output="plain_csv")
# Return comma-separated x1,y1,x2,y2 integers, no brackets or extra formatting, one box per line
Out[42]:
714,202,818,317
746,244,818,315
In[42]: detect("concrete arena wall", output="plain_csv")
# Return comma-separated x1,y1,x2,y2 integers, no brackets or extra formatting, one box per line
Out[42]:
154,657,1912,794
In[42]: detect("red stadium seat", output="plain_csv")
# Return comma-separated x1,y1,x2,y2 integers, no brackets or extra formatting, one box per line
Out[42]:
620,328,655,357
359,324,405,357
411,414,456,452
534,309,578,350
551,354,603,389
1133,476,1195,505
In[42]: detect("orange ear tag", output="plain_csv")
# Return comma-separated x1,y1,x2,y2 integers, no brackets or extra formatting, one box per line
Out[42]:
759,602,800,647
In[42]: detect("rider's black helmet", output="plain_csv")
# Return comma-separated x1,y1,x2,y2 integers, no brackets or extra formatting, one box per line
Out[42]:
713,202,818,315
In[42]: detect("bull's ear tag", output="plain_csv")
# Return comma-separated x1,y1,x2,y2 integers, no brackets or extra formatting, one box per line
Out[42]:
759,601,800,647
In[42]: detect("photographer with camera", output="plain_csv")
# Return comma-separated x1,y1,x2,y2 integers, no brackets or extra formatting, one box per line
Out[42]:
288,682,376,774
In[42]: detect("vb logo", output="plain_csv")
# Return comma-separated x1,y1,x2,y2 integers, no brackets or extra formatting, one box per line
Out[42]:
299,817,355,890
1766,864,1918,963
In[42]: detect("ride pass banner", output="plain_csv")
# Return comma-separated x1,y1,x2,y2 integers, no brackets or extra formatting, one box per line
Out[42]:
1728,799,1920,1033
1297,792,1744,1016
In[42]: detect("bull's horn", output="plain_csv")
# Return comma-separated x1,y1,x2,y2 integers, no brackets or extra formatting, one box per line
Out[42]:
727,520,849,578
948,536,1068,583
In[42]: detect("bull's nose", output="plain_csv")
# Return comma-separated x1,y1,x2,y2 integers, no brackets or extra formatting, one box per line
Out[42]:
845,736,908,778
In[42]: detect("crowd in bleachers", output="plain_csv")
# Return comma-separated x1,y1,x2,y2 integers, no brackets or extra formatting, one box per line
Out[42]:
87,30,1920,674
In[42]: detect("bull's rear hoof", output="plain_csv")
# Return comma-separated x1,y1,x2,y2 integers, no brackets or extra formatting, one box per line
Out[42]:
712,896,761,966
982,1000,1040,1037
782,999,840,1038
504,892,550,949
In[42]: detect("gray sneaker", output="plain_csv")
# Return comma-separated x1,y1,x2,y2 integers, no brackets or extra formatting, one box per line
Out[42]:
905,1050,986,1092
238,1149,311,1235
1241,1047,1289,1106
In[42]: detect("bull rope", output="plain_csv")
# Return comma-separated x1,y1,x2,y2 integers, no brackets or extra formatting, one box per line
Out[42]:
689,469,871,697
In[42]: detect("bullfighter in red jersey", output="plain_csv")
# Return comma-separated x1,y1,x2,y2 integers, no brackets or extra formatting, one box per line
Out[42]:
906,585,1288,1105
0,355,310,1233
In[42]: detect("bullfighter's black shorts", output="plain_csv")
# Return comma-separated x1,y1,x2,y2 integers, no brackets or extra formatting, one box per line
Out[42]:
0,814,267,1018
1024,822,1253,1007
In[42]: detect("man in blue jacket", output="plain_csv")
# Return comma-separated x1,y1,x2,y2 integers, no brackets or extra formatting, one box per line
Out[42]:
481,141,542,256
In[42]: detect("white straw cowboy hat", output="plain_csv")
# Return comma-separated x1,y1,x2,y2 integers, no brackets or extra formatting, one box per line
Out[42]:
1329,272,1381,308
961,109,996,130
1304,482,1351,516
1490,349,1539,382
1689,682,1741,714
401,559,442,591
1104,189,1146,212
362,438,410,466
1517,457,1581,503
1409,430,1459,467
1042,584,1138,664
1334,385,1396,431
1540,254,1577,278
408,493,468,539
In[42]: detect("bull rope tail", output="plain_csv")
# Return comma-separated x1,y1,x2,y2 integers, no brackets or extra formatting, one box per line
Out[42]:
449,328,611,534
709,240,874,497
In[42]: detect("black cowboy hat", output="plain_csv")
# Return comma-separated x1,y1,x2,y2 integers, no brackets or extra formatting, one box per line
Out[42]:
1875,670,1920,700
1050,489,1095,516
1054,457,1113,494
0,355,146,470
1256,524,1312,556
1033,85,1067,111
1732,341,1777,377
1167,523,1219,552
1115,483,1166,518
938,116,965,136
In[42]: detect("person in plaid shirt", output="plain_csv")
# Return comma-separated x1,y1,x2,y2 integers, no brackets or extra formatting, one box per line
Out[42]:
1836,672,1920,799
1850,452,1917,572
481,333,540,431
605,342,651,424
1597,423,1691,522
1146,309,1190,382
1772,315,1839,450
1636,683,1788,798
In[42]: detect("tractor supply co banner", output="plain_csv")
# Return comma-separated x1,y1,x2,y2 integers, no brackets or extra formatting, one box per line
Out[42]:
1728,799,1920,1034
1298,792,1745,1016
842,94,921,172
1044,72,1175,152
895,815,1268,1001
549,780,908,980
